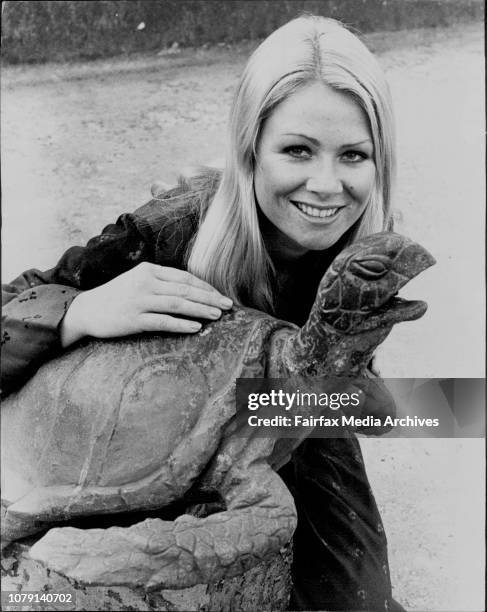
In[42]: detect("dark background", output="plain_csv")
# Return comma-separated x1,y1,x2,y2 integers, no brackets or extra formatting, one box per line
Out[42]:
1,0,483,65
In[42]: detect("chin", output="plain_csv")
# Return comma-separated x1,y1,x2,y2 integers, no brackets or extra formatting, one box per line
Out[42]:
297,233,345,252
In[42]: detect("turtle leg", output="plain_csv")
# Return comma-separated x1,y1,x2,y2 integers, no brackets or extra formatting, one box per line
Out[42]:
28,437,296,590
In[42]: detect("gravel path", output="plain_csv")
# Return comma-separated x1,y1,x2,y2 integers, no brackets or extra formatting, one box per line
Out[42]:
2,22,484,611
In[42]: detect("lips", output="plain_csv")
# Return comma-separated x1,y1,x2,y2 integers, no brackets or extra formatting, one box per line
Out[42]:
290,200,342,219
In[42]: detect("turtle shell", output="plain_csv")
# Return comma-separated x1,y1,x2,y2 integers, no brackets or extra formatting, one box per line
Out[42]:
1,308,293,542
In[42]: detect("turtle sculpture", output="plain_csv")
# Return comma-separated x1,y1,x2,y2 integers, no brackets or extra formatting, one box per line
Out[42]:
1,232,435,590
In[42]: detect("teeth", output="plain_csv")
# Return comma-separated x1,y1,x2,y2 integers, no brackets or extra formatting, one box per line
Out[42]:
293,201,339,218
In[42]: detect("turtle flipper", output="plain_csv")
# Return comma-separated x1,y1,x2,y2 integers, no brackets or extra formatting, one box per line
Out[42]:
29,459,296,589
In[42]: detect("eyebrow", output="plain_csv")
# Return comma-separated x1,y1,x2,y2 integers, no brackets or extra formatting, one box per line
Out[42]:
282,133,373,147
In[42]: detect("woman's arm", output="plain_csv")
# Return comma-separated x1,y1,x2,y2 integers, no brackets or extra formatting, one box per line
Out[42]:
1,199,230,396
2,212,151,395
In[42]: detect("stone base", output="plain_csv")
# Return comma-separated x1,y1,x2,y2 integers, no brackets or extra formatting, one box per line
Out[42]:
1,541,292,611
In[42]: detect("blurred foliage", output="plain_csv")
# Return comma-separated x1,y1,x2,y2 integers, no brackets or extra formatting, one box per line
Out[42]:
1,0,483,65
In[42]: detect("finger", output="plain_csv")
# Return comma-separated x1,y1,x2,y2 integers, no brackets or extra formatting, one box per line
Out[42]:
139,313,202,334
151,282,232,309
153,267,227,297
144,296,222,320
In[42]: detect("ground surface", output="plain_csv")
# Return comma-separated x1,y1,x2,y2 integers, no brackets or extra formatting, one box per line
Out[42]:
2,22,485,611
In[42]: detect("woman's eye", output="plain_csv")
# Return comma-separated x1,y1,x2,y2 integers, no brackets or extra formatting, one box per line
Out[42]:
283,146,312,159
341,150,367,162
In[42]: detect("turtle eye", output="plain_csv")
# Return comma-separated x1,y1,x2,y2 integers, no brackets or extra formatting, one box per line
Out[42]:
350,257,389,279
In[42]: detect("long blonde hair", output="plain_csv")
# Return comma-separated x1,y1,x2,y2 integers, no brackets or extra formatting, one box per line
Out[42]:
187,15,396,311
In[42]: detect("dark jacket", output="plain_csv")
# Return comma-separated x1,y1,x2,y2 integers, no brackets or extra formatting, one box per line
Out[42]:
1,180,199,395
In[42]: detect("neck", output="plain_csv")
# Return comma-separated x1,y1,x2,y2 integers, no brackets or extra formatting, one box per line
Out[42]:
258,209,309,262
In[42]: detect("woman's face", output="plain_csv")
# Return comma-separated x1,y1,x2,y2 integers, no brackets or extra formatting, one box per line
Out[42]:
254,82,376,257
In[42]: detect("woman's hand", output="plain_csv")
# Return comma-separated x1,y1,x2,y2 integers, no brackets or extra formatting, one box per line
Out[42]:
60,263,233,347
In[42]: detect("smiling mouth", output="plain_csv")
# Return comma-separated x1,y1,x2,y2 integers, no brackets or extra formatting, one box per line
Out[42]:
291,200,342,219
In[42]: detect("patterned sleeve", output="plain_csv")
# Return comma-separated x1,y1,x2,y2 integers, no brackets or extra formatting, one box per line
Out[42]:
1,202,168,397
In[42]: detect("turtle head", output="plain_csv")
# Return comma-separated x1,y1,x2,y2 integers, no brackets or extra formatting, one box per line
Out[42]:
274,232,435,377
315,232,436,334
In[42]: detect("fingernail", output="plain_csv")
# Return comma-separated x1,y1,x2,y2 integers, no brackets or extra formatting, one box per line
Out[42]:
209,308,221,319
220,298,233,308
190,322,202,331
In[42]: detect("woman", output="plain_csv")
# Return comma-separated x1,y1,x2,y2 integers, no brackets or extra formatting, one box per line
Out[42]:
2,15,405,612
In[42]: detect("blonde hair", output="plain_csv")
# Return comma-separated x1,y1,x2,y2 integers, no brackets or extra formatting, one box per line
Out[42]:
188,15,396,311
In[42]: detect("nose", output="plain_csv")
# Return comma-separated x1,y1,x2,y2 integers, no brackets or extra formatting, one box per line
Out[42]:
305,157,343,196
